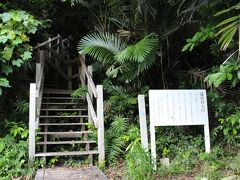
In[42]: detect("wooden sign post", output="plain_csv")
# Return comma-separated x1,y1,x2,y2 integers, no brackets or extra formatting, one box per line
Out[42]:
148,90,210,168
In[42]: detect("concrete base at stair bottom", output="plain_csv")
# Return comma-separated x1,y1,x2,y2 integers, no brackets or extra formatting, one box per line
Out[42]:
35,166,108,180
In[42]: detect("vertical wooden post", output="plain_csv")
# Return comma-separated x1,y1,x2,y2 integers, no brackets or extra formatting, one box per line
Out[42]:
138,95,148,150
36,63,41,84
204,124,211,153
57,34,60,54
43,110,48,162
87,66,93,165
68,63,72,90
150,124,156,169
79,55,86,86
48,38,51,59
87,66,93,123
97,85,105,164
29,83,36,163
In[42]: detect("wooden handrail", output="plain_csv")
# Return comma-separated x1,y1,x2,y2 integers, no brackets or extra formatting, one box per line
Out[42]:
79,55,97,97
86,93,98,128
34,35,60,49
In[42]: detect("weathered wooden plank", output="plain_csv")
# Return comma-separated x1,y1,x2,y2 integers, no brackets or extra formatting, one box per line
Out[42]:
40,115,88,118
38,131,92,135
37,140,96,145
138,95,149,150
33,36,60,49
97,85,105,163
79,55,97,97
41,108,86,111
35,166,108,180
39,123,87,126
35,150,98,157
41,102,78,105
29,83,36,163
86,93,98,127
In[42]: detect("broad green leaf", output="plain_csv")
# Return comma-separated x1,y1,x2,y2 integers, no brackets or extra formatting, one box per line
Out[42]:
3,46,14,60
7,30,16,40
21,51,32,60
226,73,233,80
232,128,237,135
12,38,23,45
23,20,28,27
29,26,37,34
0,35,8,43
2,65,13,75
0,78,10,87
0,29,8,34
12,13,22,22
20,34,29,42
1,12,11,22
12,59,24,67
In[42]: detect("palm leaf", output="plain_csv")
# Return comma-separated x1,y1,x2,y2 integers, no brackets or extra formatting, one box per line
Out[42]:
78,32,126,64
115,33,158,63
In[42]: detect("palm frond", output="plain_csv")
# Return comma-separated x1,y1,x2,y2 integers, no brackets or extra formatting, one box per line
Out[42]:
115,33,158,63
78,33,126,64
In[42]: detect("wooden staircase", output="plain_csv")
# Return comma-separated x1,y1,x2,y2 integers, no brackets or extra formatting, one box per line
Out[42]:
28,35,105,165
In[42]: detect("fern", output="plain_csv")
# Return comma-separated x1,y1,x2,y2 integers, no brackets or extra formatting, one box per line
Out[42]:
109,116,128,136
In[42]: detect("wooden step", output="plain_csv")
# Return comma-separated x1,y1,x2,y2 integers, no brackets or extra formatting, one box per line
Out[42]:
39,123,88,126
40,115,88,118
42,102,78,105
41,108,87,111
42,97,74,100
35,150,98,157
37,131,92,135
43,89,72,94
37,140,96,145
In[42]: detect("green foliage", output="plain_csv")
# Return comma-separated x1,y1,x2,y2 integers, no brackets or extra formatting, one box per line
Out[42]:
205,59,240,87
105,115,140,163
182,26,215,52
0,123,30,179
70,85,88,102
15,99,29,114
214,3,240,50
78,32,158,82
125,142,155,180
213,111,240,147
49,157,59,167
0,10,41,94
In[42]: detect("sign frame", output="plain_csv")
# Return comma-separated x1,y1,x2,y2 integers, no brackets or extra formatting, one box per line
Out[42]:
149,89,211,168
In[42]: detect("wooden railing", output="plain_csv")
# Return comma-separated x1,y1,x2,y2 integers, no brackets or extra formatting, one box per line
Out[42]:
29,35,69,162
29,35,105,164
79,55,105,163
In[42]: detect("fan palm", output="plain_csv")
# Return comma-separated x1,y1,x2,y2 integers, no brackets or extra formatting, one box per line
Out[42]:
78,32,158,82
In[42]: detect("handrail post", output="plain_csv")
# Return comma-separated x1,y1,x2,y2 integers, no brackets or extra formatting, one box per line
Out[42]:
57,34,60,54
97,85,105,164
48,37,51,59
79,55,86,86
29,83,36,163
88,66,93,123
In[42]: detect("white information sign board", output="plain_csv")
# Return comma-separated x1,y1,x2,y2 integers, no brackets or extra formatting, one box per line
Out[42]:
149,90,210,166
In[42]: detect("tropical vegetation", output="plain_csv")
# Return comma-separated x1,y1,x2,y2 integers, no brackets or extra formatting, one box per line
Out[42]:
0,0,240,179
